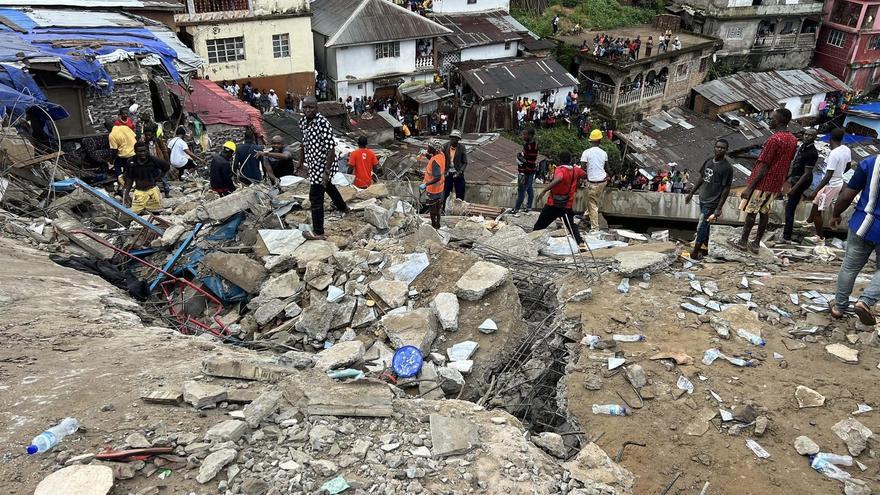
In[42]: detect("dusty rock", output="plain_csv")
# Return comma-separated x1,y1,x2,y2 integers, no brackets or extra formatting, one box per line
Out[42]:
613,251,671,277
832,418,874,456
795,385,825,408
309,425,337,451
364,204,391,230
125,432,151,449
436,366,465,394
204,420,247,442
583,371,603,391
196,448,237,483
351,303,377,328
314,340,365,371
732,404,758,423
202,253,267,293
532,432,567,458
254,229,306,257
754,416,769,436
447,340,479,361
34,464,114,495
454,261,510,301
825,343,859,364
258,272,303,299
430,292,459,331
242,389,282,428
417,362,445,399
447,359,473,374
388,252,430,284
624,365,646,388
430,414,480,457
478,318,498,334
563,442,635,493
197,188,260,222
254,299,286,326
382,308,438,354
369,279,409,308
414,223,447,246
794,435,820,455
240,478,270,495
292,240,338,266
182,380,227,408
304,261,335,290
481,225,540,260
295,292,336,340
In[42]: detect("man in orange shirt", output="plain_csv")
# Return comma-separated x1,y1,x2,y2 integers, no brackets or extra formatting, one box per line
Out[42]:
348,136,379,188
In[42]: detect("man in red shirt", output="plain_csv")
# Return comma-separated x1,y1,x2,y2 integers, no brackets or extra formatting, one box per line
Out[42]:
731,107,797,253
533,150,586,250
348,136,379,188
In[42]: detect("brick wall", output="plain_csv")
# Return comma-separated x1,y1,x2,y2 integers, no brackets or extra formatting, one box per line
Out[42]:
85,75,152,134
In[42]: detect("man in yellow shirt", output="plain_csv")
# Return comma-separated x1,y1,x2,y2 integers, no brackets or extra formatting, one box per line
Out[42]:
108,112,137,191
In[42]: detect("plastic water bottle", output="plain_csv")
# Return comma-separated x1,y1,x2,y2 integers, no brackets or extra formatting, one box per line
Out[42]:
581,335,600,349
27,418,79,455
617,278,630,294
811,456,853,483
736,328,766,346
612,334,645,342
702,348,721,365
814,452,853,466
592,404,630,416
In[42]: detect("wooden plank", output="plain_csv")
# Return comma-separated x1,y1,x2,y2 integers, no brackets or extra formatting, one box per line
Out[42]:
141,390,183,405
12,151,64,169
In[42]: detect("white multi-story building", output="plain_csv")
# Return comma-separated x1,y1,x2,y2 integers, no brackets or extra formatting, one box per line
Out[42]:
311,0,451,101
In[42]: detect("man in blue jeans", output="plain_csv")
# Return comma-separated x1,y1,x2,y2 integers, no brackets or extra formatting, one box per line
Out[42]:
830,154,880,325
685,139,733,259
513,128,538,214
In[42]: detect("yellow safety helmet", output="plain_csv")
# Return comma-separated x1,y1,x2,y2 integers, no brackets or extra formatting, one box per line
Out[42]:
222,141,237,152
589,129,603,141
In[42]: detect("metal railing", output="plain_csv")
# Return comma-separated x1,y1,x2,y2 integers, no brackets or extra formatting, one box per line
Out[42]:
415,55,434,70
193,0,249,13
752,32,816,50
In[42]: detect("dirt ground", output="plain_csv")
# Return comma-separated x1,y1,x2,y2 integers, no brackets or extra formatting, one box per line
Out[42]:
0,237,257,494
564,257,880,495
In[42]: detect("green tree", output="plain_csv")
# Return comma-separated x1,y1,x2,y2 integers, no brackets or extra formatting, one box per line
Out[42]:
532,126,623,174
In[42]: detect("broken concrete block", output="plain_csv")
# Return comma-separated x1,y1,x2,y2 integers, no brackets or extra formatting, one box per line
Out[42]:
125,432,151,449
304,261,335,291
430,414,480,457
563,442,635,493
204,420,247,442
478,318,498,334
364,340,395,373
203,356,298,383
259,272,303,300
351,303,376,329
197,188,260,222
292,240,338,267
151,224,186,248
196,448,237,483
794,435,820,455
532,432,567,459
825,343,859,364
314,340,365,371
832,418,874,456
417,362,445,399
182,380,227,408
53,210,115,259
447,359,473,374
431,292,459,331
254,229,306,257
624,365,647,388
382,308,437,354
414,223,447,246
454,261,510,301
202,253,267,293
34,464,114,495
436,366,465,395
242,389,283,428
369,279,409,308
363,204,391,230
295,292,336,341
290,377,393,417
330,296,358,330
795,385,825,408
254,299,286,327
482,225,541,259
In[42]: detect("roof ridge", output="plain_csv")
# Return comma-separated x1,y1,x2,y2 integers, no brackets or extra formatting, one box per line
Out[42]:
326,0,450,47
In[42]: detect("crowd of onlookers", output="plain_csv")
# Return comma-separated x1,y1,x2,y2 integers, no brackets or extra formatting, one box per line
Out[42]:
581,30,681,63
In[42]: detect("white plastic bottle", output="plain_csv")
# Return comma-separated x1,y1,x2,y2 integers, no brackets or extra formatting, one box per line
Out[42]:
592,404,630,416
735,328,766,346
811,456,853,483
814,452,853,466
612,334,645,342
27,418,79,455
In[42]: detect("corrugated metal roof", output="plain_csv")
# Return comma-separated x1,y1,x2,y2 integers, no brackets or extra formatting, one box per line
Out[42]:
460,57,578,100
0,0,182,8
312,0,451,47
693,68,852,111
432,10,522,51
24,8,142,27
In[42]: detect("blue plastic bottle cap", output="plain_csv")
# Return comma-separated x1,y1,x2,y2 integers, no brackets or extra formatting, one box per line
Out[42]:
391,345,423,378
27,445,38,455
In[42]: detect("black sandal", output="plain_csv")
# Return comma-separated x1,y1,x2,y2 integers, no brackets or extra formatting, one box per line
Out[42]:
854,301,876,326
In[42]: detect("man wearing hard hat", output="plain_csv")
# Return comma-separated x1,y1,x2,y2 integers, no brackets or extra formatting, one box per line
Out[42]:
210,141,237,197
579,129,609,231
420,139,446,229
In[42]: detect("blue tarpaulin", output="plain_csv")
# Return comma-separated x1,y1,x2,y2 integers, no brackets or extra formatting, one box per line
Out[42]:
850,102,880,115
0,64,68,120
819,133,875,145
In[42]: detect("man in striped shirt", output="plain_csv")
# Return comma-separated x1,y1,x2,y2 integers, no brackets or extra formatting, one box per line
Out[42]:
830,154,880,325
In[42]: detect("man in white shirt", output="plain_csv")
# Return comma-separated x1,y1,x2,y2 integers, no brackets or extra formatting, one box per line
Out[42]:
804,128,851,242
579,129,609,231
268,89,279,110
167,126,203,177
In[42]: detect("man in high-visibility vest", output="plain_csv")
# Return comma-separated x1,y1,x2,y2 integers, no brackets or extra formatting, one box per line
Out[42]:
420,139,446,229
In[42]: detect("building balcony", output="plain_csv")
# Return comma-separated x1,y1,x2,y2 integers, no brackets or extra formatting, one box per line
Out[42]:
594,82,667,110
193,0,249,13
705,2,823,18
751,32,817,51
415,55,435,71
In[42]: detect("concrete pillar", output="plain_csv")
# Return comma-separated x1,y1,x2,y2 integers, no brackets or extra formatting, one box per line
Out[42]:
611,80,621,115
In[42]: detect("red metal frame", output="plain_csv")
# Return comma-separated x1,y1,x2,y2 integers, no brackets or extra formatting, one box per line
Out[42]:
69,229,230,338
